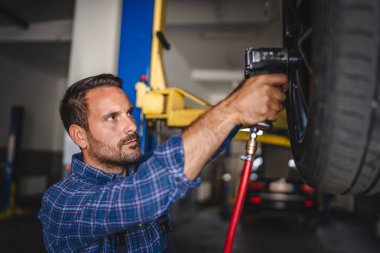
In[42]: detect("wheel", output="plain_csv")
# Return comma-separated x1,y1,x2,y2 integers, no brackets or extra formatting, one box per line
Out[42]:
284,0,380,195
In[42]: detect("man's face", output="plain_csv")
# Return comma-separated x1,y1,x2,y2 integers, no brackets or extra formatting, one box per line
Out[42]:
85,86,141,168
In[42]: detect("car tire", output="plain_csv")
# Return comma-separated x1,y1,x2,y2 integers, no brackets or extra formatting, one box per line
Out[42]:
285,0,380,195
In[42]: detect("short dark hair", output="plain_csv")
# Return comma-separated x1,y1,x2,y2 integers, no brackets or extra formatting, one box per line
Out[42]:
60,73,123,133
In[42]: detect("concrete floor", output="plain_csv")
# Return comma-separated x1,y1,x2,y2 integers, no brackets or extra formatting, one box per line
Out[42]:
0,211,45,252
172,208,380,253
0,207,379,252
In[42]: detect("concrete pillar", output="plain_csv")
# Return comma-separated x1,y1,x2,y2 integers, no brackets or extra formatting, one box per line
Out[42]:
63,0,122,172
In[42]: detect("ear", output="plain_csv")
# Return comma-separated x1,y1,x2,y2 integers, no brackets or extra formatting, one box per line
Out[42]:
68,124,88,149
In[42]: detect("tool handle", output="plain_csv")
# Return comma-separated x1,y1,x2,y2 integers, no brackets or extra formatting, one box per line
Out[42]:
245,48,286,133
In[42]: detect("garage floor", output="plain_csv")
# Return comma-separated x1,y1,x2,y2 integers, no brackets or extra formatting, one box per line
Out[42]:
172,207,380,253
0,206,379,252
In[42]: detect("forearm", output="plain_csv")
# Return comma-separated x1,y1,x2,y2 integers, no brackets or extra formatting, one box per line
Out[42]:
182,74,288,181
183,99,238,180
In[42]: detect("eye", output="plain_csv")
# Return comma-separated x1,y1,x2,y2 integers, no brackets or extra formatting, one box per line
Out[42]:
127,108,134,117
106,114,117,122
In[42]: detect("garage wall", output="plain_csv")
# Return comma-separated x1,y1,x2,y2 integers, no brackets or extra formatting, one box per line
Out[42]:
0,44,68,151
0,42,71,196
164,0,282,105
163,45,211,102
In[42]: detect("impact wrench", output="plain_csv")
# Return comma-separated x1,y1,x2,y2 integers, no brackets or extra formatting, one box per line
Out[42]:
222,47,299,253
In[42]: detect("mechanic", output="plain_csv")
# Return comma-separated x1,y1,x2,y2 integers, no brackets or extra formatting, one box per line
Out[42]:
38,73,288,252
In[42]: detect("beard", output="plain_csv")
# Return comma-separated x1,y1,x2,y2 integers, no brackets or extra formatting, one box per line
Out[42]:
87,131,142,169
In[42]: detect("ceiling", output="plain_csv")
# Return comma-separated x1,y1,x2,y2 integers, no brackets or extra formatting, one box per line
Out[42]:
0,0,74,28
0,0,74,76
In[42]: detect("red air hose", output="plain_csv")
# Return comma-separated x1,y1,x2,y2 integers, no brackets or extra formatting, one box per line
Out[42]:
223,152,255,253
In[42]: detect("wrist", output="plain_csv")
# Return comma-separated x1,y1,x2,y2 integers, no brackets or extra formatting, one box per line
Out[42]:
218,96,241,127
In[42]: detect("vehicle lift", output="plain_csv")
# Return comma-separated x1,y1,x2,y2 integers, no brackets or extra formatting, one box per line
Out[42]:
0,106,28,220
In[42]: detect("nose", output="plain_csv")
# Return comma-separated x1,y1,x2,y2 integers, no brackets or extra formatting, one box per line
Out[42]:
122,114,137,134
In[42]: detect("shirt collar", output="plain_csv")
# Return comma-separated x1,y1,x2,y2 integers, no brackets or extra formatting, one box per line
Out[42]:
71,153,122,184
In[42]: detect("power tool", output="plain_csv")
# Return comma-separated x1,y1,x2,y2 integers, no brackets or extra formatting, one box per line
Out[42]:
223,47,299,253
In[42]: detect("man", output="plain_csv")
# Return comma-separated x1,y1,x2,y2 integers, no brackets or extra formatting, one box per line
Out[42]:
38,73,288,252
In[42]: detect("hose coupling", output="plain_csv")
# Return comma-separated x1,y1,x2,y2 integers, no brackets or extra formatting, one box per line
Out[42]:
245,137,257,155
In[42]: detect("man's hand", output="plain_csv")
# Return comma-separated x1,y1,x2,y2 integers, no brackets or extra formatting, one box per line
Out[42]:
182,74,288,180
224,74,288,126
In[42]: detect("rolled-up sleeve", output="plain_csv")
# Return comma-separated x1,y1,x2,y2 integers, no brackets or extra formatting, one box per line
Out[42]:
151,134,201,200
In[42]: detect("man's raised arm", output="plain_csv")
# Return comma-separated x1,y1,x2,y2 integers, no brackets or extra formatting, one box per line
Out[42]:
182,74,288,180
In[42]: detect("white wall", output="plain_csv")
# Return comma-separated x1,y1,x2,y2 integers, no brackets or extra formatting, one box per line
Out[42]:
0,43,70,151
163,45,212,103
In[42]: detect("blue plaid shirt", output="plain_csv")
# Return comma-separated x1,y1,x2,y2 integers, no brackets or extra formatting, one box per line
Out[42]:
38,130,238,252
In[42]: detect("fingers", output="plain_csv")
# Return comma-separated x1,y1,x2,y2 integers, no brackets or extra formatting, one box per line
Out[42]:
242,74,288,93
230,73,288,126
271,86,287,103
267,113,279,122
263,97,283,121
269,97,284,112
257,74,289,91
264,82,287,122
255,95,284,122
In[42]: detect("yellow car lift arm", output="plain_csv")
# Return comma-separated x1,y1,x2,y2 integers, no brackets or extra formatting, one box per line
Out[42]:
136,0,290,147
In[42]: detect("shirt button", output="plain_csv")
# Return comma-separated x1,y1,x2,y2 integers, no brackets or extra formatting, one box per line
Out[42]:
138,224,143,227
